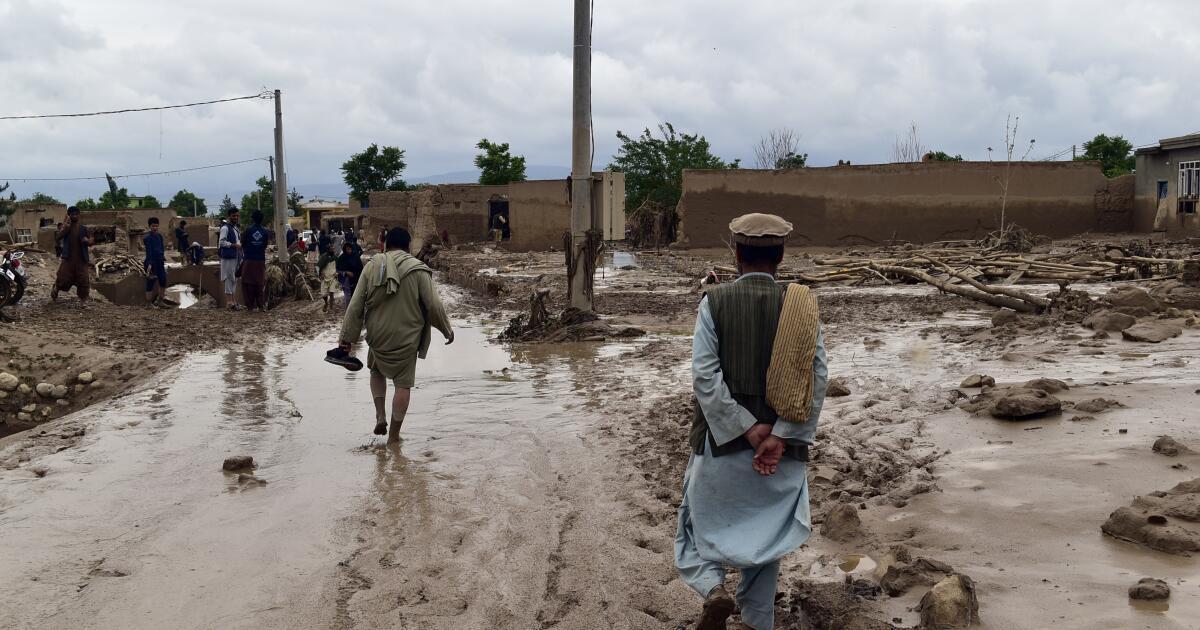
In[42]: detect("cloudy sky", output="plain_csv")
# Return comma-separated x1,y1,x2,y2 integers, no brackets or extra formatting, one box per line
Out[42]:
1,0,1195,206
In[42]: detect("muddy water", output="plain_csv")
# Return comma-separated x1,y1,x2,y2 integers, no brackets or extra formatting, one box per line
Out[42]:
0,319,692,629
817,298,1200,629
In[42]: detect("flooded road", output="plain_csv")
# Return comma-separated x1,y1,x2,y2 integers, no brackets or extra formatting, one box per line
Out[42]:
0,318,693,629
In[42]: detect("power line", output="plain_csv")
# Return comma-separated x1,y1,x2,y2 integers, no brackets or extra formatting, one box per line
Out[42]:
1,157,271,182
0,91,273,121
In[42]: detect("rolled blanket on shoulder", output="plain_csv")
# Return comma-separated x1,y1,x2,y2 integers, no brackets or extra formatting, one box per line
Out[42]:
766,284,820,422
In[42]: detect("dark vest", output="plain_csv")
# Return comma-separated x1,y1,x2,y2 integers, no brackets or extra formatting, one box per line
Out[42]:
219,223,240,260
689,274,808,461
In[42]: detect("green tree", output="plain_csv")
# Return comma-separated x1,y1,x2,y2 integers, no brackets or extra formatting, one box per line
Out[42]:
474,138,527,185
239,176,275,225
98,187,131,209
607,122,739,209
288,187,304,217
1074,134,1135,177
341,144,407,206
75,197,98,210
138,194,162,208
0,183,15,237
924,151,964,161
218,195,238,215
775,152,808,169
20,192,61,205
168,189,207,216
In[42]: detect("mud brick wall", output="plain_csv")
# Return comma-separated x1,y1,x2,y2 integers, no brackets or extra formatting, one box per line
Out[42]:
506,179,570,252
676,162,1135,248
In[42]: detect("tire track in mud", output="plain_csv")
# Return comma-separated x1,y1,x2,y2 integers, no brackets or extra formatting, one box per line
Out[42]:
536,508,580,628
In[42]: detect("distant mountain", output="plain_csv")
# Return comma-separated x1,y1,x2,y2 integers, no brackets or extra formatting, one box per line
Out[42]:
408,164,570,185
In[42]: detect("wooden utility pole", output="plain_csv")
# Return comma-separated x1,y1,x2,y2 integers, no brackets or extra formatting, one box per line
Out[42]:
567,0,593,310
272,89,288,262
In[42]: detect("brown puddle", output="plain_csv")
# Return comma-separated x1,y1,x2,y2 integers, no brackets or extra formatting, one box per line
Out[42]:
0,314,680,628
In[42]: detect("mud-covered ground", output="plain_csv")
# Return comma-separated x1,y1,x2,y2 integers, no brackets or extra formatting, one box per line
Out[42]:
0,253,339,438
431,241,1200,629
2,239,1199,629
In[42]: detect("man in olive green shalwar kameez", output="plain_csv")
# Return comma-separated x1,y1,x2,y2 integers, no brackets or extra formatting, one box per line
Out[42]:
339,227,454,443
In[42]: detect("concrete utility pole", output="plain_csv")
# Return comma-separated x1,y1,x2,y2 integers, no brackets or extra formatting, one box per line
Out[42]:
272,89,289,262
567,0,593,310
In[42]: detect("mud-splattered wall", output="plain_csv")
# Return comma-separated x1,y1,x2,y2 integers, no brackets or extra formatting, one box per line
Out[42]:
676,162,1134,248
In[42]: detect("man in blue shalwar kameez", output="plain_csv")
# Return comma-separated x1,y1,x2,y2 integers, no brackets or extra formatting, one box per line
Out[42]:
675,213,828,630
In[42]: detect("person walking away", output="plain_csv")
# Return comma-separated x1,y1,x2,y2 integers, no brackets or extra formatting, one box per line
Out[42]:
336,242,364,306
285,225,298,253
318,230,331,260
241,211,270,312
331,229,345,256
51,206,93,303
218,208,243,310
317,243,339,312
336,227,453,443
175,220,190,258
675,213,828,630
143,217,168,307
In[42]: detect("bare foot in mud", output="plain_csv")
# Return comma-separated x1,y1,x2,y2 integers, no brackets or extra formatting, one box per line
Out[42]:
373,421,387,436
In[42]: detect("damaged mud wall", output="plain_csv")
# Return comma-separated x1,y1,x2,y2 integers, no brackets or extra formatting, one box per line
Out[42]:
506,179,570,252
367,186,507,249
676,162,1134,248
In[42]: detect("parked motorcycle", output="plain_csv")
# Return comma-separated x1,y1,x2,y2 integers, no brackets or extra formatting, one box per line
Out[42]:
1,249,28,306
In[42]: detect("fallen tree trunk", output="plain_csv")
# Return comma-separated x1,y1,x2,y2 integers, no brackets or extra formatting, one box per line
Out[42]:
919,256,1052,309
868,261,1046,313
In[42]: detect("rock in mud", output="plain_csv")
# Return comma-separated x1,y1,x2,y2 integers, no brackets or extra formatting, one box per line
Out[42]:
1074,398,1122,414
821,503,864,541
17,412,31,422
783,580,899,630
18,383,31,394
959,374,994,389
35,382,53,398
0,372,18,392
1122,321,1183,343
1101,478,1200,555
1083,310,1137,332
222,455,256,472
1105,286,1160,312
1153,436,1189,457
990,309,1019,327
50,385,68,400
77,371,95,384
918,574,980,629
880,558,954,597
1152,280,1200,310
1128,578,1170,601
827,377,852,398
1023,378,1069,393
989,389,1062,419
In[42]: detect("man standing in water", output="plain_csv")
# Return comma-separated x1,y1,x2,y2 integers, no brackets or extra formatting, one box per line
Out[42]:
50,206,93,303
675,213,828,630
336,227,453,443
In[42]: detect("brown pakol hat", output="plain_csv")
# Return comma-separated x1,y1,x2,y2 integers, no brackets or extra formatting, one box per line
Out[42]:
729,212,793,247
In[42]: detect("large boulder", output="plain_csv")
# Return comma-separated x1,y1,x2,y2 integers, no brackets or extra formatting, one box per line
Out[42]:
1129,578,1170,601
1105,285,1160,311
959,374,995,388
1023,378,1070,394
1153,436,1189,457
1101,478,1200,555
880,557,954,597
77,371,96,385
821,503,864,541
1083,310,1137,332
1152,280,1200,310
1122,321,1183,343
990,388,1061,419
0,372,18,392
35,382,54,398
918,574,980,629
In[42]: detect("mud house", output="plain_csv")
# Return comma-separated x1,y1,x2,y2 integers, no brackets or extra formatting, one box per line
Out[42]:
675,161,1134,248
5,202,68,243
1134,133,1200,237
294,197,348,231
361,173,625,251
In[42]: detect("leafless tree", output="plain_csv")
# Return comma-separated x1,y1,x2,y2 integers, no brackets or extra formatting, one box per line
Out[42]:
891,122,927,163
987,114,1036,234
754,128,802,169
